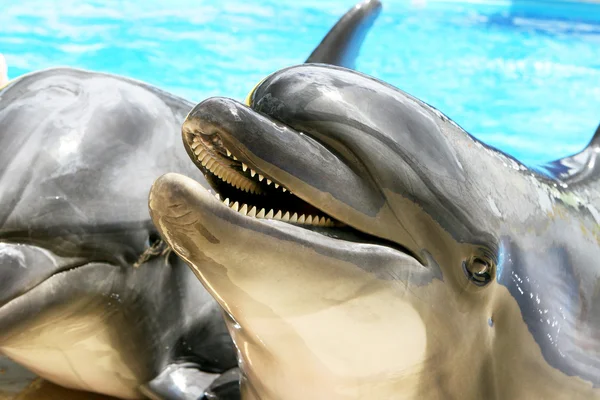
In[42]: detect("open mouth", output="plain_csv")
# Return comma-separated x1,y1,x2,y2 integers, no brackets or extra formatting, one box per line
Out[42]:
182,124,342,229
180,103,424,264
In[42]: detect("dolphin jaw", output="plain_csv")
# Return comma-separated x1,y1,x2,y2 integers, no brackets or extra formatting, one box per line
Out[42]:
179,106,428,265
0,259,92,311
182,123,341,228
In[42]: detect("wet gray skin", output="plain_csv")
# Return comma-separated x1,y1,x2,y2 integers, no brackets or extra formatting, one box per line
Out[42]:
0,68,238,400
149,64,600,399
0,1,382,398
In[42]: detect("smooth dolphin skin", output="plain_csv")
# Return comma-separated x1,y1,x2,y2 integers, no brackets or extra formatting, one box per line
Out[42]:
0,68,238,400
149,63,600,400
0,1,382,399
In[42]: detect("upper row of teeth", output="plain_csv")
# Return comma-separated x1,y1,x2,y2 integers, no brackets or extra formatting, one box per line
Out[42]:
191,137,289,194
239,162,287,192
215,194,336,227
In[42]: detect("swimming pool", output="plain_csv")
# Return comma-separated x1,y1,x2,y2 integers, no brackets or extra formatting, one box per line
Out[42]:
1,0,598,166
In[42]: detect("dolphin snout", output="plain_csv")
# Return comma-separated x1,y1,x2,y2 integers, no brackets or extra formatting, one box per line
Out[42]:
0,243,86,308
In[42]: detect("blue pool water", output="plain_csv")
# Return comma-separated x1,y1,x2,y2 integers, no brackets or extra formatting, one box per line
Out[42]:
1,0,599,166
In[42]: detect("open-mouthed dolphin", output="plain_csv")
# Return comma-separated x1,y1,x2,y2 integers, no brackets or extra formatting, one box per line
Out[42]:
0,1,382,398
149,63,600,399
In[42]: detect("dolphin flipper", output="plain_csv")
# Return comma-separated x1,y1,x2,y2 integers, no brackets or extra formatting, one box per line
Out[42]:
201,368,241,400
140,364,232,400
141,366,240,400
305,0,382,69
538,122,600,184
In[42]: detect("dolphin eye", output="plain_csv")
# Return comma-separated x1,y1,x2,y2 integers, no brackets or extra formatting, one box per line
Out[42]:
147,233,162,248
463,254,495,286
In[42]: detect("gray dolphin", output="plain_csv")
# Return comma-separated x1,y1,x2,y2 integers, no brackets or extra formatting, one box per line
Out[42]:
0,1,382,398
149,63,600,399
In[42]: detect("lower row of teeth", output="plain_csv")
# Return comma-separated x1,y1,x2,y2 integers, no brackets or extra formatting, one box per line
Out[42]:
215,194,336,227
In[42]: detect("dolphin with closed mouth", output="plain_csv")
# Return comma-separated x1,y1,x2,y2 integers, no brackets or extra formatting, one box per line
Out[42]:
149,63,600,399
0,1,382,398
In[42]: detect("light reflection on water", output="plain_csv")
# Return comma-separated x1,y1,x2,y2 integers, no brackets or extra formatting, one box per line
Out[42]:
0,0,599,166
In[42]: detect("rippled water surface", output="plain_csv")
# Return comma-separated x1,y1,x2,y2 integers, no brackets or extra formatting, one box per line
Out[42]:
1,0,599,166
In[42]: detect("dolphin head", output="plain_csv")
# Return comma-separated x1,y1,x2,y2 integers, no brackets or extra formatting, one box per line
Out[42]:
243,64,506,275
149,65,595,398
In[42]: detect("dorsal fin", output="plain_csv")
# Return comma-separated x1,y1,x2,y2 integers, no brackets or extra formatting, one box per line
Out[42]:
305,0,382,69
538,122,600,185
589,122,600,147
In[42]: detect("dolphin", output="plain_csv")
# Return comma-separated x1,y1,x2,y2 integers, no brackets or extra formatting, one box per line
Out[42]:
0,1,382,399
148,63,600,400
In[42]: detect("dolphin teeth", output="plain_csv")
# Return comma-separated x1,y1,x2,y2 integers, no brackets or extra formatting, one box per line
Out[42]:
191,140,339,228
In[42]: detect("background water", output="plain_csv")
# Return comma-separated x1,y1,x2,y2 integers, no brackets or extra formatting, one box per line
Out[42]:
1,0,598,166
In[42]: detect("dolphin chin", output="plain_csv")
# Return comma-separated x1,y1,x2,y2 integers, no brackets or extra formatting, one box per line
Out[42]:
0,242,96,311
149,172,435,400
0,263,144,399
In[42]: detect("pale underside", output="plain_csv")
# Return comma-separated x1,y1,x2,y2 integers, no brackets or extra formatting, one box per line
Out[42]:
151,176,600,400
0,355,118,400
0,290,145,400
